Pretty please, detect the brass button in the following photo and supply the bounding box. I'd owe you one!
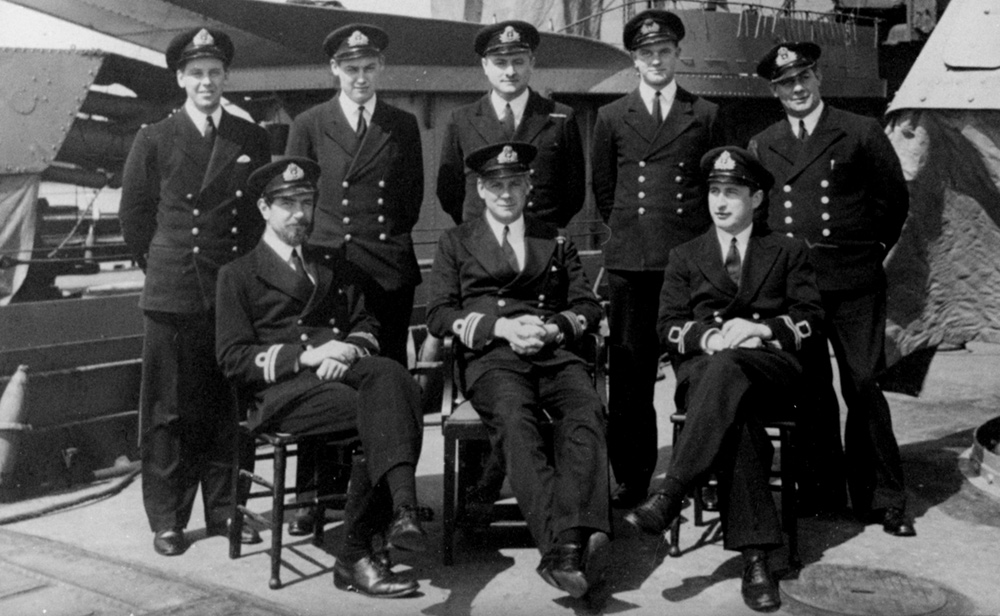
[538,294,546,301]
[638,191,645,199]
[638,207,646,215]
[821,212,830,221]
[675,176,682,183]
[192,246,200,254]
[638,161,646,168]
[784,201,792,209]
[378,180,385,188]
[821,180,830,188]
[342,199,349,206]
[191,227,199,235]
[236,190,243,197]
[344,234,352,242]
[377,198,384,205]
[822,228,831,237]
[332,327,341,335]
[498,299,506,307]
[231,227,238,234]
[379,233,387,241]
[676,193,683,199]
[343,216,351,224]
[378,215,385,223]
[297,319,303,325]
[192,209,200,217]
[231,208,238,216]
[786,232,794,238]
[783,185,792,193]
[638,175,646,183]
[300,333,308,341]
[676,208,683,214]
[342,181,349,188]
[329,318,336,325]
[784,216,793,224]
[821,196,830,204]
[231,246,238,252]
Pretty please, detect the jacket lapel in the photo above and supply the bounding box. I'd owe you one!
[254,242,313,305]
[732,233,779,306]
[174,108,207,167]
[347,100,392,180]
[693,231,738,296]
[519,219,556,282]
[646,89,696,156]
[302,249,332,314]
[622,89,657,145]
[202,111,242,191]
[514,90,552,145]
[469,93,508,144]
[460,217,519,284]
[773,106,847,183]
[322,99,360,158]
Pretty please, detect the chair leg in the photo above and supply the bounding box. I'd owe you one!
[443,433,457,566]
[229,432,249,560]
[668,516,682,557]
[269,443,287,590]
[781,428,800,569]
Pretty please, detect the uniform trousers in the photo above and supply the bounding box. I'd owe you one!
[811,282,906,513]
[607,269,664,492]
[669,348,801,551]
[367,285,416,367]
[140,311,236,533]
[469,362,609,553]
[255,356,423,554]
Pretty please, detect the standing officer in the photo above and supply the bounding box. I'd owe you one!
[286,23,423,367]
[748,42,914,535]
[591,10,722,507]
[119,28,271,556]
[437,20,586,228]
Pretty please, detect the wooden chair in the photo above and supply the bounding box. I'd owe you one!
[228,420,359,589]
[667,412,800,568]
[439,333,606,565]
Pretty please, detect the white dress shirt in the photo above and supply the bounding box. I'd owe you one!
[490,88,529,129]
[263,229,314,285]
[184,99,223,137]
[339,92,377,132]
[639,79,677,119]
[485,213,526,271]
[786,100,825,139]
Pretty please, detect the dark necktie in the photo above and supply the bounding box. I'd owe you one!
[290,251,313,286]
[205,115,216,143]
[501,225,519,273]
[356,106,367,141]
[798,119,808,142]
[501,103,516,138]
[724,237,741,286]
[652,91,663,125]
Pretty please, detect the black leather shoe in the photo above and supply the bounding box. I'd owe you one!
[547,531,609,599]
[741,552,781,612]
[536,549,560,590]
[610,483,647,509]
[153,529,187,556]
[207,520,262,545]
[287,514,315,537]
[387,505,428,552]
[333,554,418,598]
[625,492,683,535]
[881,507,917,537]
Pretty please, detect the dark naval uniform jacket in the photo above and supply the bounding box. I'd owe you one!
[215,241,380,432]
[426,216,603,389]
[286,98,423,292]
[658,228,824,368]
[120,108,271,313]
[591,87,721,271]
[748,105,909,291]
[436,89,586,227]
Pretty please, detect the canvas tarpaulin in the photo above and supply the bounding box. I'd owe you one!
[885,110,1000,363]
[0,175,40,306]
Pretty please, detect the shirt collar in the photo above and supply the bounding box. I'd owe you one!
[339,92,377,124]
[490,88,530,123]
[184,100,223,136]
[787,100,824,137]
[484,211,525,245]
[715,223,753,259]
[262,226,301,264]
[638,79,677,116]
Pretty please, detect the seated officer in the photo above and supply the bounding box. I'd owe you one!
[215,158,426,599]
[625,148,824,612]
[426,142,610,598]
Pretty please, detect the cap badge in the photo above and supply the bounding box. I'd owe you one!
[497,145,518,164]
[499,26,521,44]
[347,30,369,47]
[640,19,661,35]
[283,163,305,182]
[776,47,798,67]
[714,151,736,171]
[193,28,215,47]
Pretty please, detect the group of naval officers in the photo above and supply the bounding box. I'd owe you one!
[118,7,913,612]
